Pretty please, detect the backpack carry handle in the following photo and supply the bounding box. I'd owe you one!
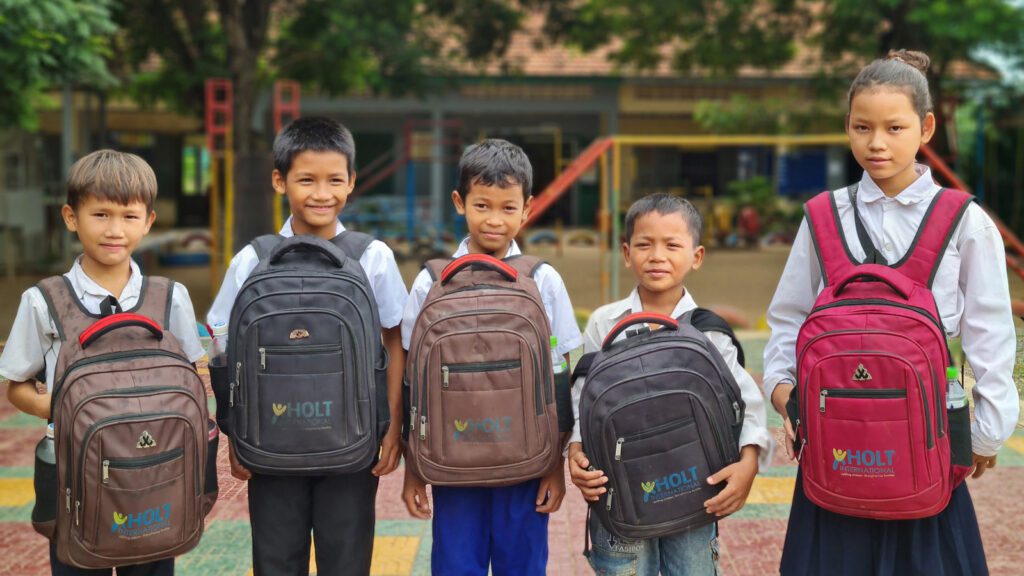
[833,264,913,300]
[602,313,678,350]
[268,235,345,267]
[441,254,518,285]
[79,313,163,349]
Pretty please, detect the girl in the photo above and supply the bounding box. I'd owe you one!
[763,50,1019,575]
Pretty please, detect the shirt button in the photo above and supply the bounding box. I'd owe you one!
[884,243,894,252]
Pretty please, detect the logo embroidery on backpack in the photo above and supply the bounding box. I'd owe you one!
[136,431,156,449]
[269,400,333,428]
[289,329,310,340]
[452,416,513,442]
[641,466,701,503]
[111,504,171,537]
[852,364,872,381]
[832,447,896,476]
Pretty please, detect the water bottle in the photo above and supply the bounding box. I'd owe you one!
[208,322,229,363]
[32,423,57,528]
[550,335,567,376]
[947,366,967,410]
[208,322,232,429]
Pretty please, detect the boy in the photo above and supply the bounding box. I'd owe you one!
[1,150,207,576]
[567,193,769,574]
[206,116,407,575]
[400,139,582,575]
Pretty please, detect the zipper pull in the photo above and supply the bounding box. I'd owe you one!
[410,407,418,435]
[819,390,827,413]
[733,401,741,423]
[229,382,235,407]
[797,438,807,462]
[65,488,71,513]
[259,348,266,370]
[102,460,109,484]
[75,501,80,526]
[606,487,615,511]
[441,366,450,388]
[614,438,624,461]
[419,415,427,440]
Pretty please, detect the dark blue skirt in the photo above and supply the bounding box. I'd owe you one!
[780,472,988,576]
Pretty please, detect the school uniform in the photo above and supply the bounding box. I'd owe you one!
[0,256,206,576]
[401,237,583,576]
[764,165,1019,575]
[207,217,408,576]
[570,288,771,575]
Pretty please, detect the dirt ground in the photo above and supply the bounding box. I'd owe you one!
[2,242,1022,332]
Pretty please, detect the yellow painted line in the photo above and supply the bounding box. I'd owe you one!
[197,368,210,375]
[746,476,796,505]
[1004,436,1024,455]
[0,478,36,507]
[370,536,420,575]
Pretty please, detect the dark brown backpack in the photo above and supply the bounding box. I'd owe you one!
[33,276,216,568]
[405,254,561,486]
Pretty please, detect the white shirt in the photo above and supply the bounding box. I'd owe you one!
[764,165,1019,456]
[0,257,206,390]
[401,237,583,355]
[569,288,771,456]
[207,217,408,329]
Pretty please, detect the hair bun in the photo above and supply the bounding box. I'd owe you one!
[886,50,930,74]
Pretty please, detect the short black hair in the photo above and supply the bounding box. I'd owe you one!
[624,193,703,246]
[273,117,356,177]
[456,139,532,201]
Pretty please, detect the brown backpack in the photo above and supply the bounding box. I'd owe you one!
[33,276,216,568]
[405,254,560,486]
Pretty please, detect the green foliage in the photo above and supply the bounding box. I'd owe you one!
[726,176,775,215]
[694,93,839,135]
[0,0,116,129]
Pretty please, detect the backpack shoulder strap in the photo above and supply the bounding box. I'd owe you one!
[571,351,597,383]
[422,258,451,283]
[250,234,284,263]
[893,189,974,288]
[680,308,745,368]
[35,276,75,341]
[847,183,888,265]
[134,276,173,329]
[804,189,858,287]
[332,230,375,261]
[503,255,546,279]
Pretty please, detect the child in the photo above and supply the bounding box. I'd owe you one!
[763,50,1019,575]
[567,193,769,574]
[206,117,408,574]
[1,150,206,576]
[400,139,582,575]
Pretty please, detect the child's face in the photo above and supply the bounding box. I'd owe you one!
[847,88,935,196]
[273,150,354,238]
[623,211,704,297]
[62,195,155,270]
[452,180,531,256]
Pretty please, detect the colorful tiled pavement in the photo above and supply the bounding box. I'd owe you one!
[2,351,1023,575]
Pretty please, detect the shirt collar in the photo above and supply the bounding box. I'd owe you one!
[68,255,143,301]
[857,164,935,206]
[279,216,346,238]
[607,287,698,323]
[452,237,521,259]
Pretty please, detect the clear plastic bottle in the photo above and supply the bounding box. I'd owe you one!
[551,335,567,376]
[947,366,967,410]
[208,322,229,363]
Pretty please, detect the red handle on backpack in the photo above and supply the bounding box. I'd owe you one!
[602,313,678,350]
[79,313,164,349]
[833,264,914,300]
[440,254,518,285]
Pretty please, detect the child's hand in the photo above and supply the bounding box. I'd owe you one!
[536,458,566,513]
[970,453,998,479]
[372,423,401,477]
[227,442,251,481]
[771,383,797,460]
[568,442,608,502]
[704,445,759,517]
[6,381,50,420]
[402,465,431,519]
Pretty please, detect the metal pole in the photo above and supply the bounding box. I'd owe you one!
[431,107,445,235]
[611,141,622,300]
[599,150,610,304]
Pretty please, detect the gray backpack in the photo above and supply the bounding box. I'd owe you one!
[574,310,744,540]
[222,233,389,475]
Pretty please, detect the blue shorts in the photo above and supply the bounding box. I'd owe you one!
[432,479,549,576]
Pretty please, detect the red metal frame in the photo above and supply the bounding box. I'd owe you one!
[205,79,233,152]
[273,80,301,134]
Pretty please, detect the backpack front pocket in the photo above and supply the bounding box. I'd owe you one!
[440,387,530,468]
[256,372,350,453]
[91,448,188,557]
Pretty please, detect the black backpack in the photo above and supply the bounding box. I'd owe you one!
[574,309,745,540]
[220,233,389,475]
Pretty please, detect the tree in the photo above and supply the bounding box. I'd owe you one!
[0,0,116,130]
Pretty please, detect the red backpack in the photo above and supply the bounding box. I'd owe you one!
[795,186,974,520]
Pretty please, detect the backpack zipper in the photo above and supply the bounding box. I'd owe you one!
[51,349,192,414]
[615,417,694,460]
[820,388,905,413]
[606,487,615,511]
[102,447,184,484]
[258,343,344,372]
